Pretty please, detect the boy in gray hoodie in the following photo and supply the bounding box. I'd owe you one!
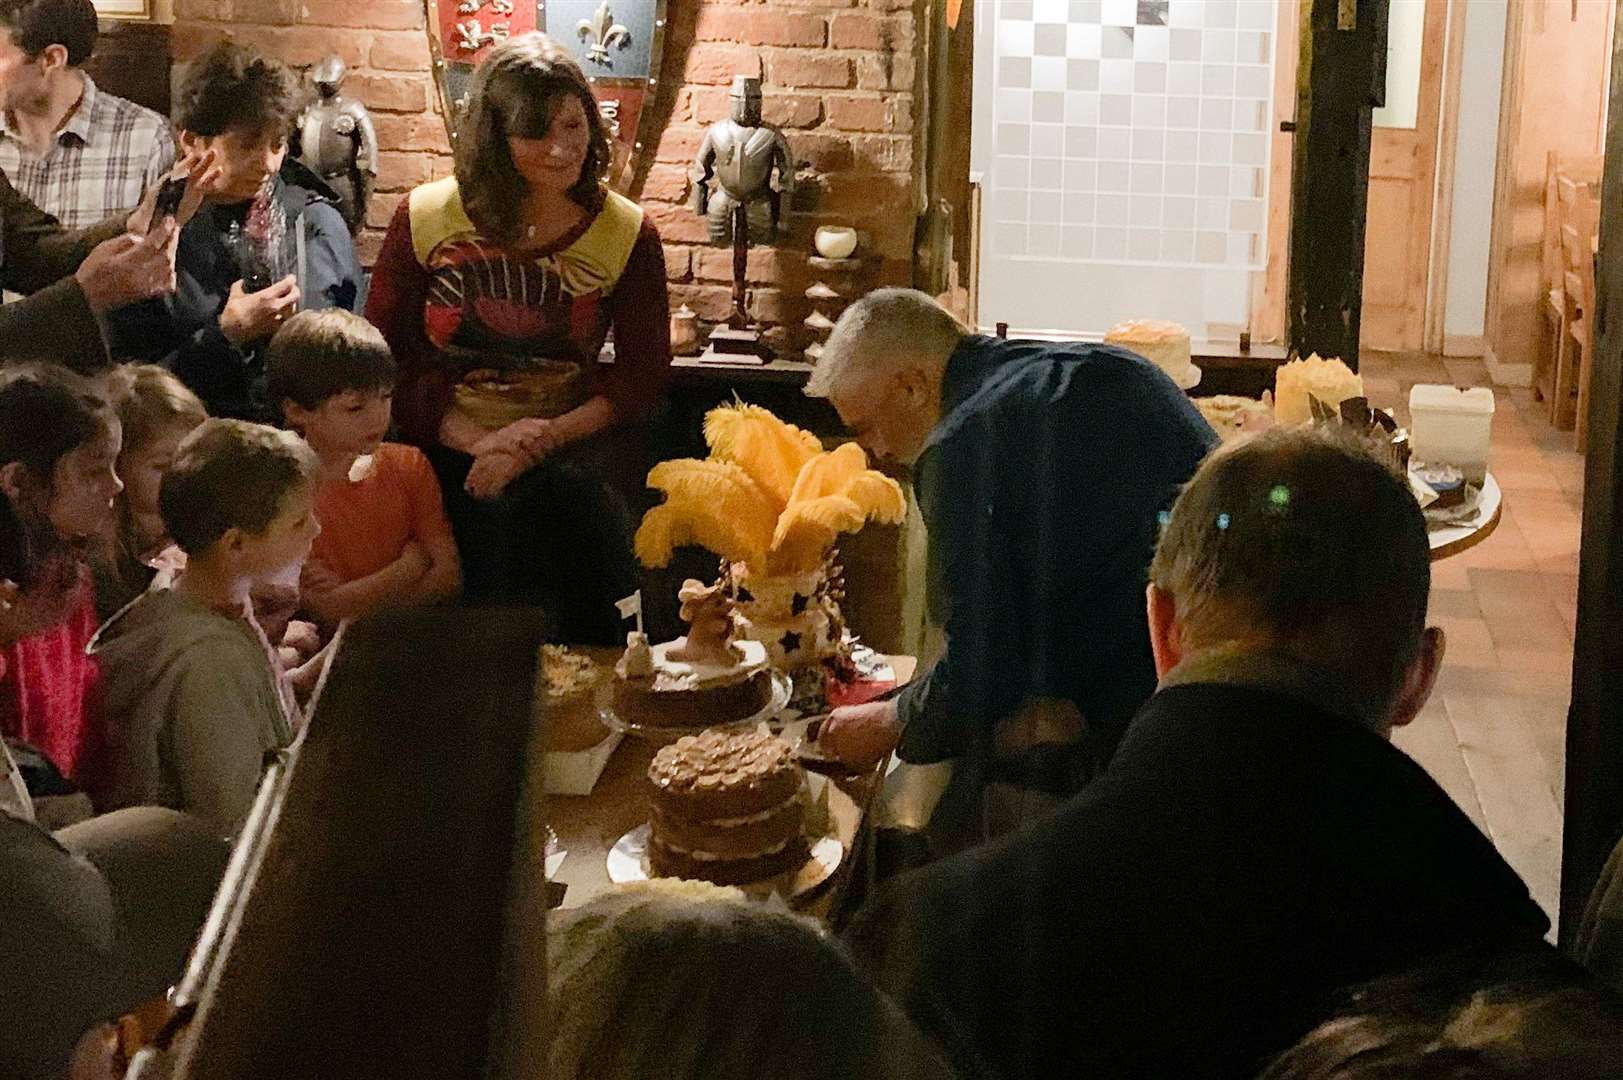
[94,418,319,833]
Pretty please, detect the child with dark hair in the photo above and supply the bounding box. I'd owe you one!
[266,308,461,624]
[106,40,361,421]
[92,418,319,832]
[0,363,121,795]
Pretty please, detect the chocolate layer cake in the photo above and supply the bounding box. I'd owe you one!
[614,638,775,729]
[646,729,808,885]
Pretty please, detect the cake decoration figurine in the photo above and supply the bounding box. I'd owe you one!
[618,630,655,679]
[668,580,741,666]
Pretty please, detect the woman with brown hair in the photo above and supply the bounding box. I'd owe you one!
[365,33,671,643]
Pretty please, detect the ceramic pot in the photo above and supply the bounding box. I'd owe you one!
[814,225,859,260]
[669,304,701,356]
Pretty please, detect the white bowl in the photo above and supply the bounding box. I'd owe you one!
[814,225,858,260]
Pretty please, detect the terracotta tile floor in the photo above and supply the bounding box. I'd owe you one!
[1369,351,1578,933]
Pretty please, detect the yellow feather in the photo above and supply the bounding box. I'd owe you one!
[637,459,778,569]
[767,516,839,576]
[840,472,907,523]
[785,442,868,507]
[703,403,821,508]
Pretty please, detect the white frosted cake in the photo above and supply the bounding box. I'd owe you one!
[730,566,838,670]
[1105,319,1201,390]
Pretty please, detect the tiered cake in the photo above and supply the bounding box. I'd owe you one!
[646,729,808,885]
[730,565,838,670]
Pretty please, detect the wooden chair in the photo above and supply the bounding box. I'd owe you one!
[1551,174,1600,430]
[1537,153,1603,412]
[1566,192,1601,451]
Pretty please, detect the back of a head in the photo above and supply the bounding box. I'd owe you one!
[265,309,397,416]
[1149,426,1429,715]
[160,418,317,557]
[548,881,956,1080]
[0,0,98,67]
[174,39,300,137]
[1259,949,1623,1080]
[806,287,967,401]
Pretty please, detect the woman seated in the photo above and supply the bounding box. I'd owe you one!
[547,880,957,1080]
[365,32,671,645]
[107,41,362,422]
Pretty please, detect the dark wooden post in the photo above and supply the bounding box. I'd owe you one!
[1286,0,1390,370]
[1560,2,1623,946]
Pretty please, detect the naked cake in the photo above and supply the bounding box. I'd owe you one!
[646,729,808,885]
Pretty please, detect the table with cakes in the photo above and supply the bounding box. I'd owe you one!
[536,403,914,917]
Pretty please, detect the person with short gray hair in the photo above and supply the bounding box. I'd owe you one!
[846,426,1548,1080]
[810,288,1216,841]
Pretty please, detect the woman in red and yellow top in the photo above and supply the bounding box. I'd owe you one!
[365,33,671,643]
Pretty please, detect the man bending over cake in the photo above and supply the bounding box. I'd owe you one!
[808,289,1216,846]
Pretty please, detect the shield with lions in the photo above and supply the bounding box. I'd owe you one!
[424,0,668,191]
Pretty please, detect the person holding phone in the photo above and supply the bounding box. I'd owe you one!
[105,42,360,422]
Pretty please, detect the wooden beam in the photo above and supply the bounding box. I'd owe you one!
[1560,0,1623,944]
[1287,0,1390,369]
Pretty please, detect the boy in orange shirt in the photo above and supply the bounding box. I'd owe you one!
[265,309,461,624]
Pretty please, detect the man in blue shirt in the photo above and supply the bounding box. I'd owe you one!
[809,289,1216,838]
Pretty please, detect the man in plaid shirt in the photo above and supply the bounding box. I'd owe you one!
[0,0,174,229]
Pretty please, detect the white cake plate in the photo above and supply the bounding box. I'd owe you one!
[607,823,844,903]
[600,670,793,746]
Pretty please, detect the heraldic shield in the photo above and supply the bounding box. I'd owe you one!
[424,0,668,191]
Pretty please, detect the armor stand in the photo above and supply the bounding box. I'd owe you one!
[700,203,774,364]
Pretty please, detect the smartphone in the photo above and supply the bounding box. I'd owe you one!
[149,176,187,233]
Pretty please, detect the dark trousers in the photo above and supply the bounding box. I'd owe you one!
[426,428,646,645]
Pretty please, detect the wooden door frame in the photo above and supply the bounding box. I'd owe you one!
[1424,0,1472,354]
[1483,0,1530,382]
[1260,0,1465,352]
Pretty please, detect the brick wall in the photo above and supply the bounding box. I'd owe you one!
[172,0,923,350]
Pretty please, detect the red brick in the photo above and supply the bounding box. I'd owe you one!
[749,288,793,323]
[762,94,824,128]
[686,86,732,124]
[365,191,404,231]
[856,53,917,92]
[773,0,857,7]
[789,131,856,172]
[664,245,694,282]
[825,94,888,132]
[230,25,369,68]
[863,0,915,11]
[654,125,707,164]
[645,202,715,245]
[765,51,852,89]
[348,73,433,113]
[810,173,913,216]
[375,150,436,192]
[370,31,432,72]
[670,283,735,322]
[371,112,453,155]
[172,0,233,20]
[170,22,227,61]
[850,133,913,172]
[300,0,423,29]
[696,246,802,285]
[355,228,385,266]
[829,12,886,49]
[683,42,762,85]
[696,9,827,48]
[641,162,692,203]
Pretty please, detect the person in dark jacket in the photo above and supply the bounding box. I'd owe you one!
[107,41,360,420]
[808,288,1217,839]
[844,426,1551,1080]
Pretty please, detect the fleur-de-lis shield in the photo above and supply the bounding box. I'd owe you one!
[424,0,668,192]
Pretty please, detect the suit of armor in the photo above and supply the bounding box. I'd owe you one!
[687,76,795,246]
[292,57,379,235]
